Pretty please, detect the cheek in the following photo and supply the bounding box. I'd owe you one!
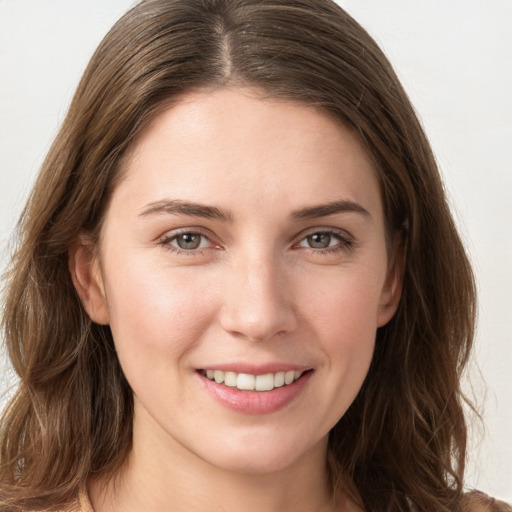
[321,292,377,383]
[301,265,385,339]
[103,255,217,370]
[299,267,383,393]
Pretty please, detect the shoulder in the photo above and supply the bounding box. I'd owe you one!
[16,487,93,512]
[462,491,512,512]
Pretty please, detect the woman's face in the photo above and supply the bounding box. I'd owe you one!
[75,88,401,475]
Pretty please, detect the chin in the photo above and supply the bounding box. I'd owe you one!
[197,432,326,476]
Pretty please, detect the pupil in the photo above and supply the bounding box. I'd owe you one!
[178,233,200,250]
[308,233,330,249]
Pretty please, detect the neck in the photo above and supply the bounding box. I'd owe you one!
[89,407,342,512]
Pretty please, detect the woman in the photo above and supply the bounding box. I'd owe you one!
[0,0,509,510]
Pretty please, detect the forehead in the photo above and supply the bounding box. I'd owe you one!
[115,87,382,219]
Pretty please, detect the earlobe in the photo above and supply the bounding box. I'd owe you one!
[69,237,110,325]
[377,236,405,327]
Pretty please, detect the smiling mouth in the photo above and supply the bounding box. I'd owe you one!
[200,369,309,392]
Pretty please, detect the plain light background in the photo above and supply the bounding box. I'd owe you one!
[1,0,511,501]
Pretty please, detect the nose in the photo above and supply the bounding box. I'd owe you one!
[219,251,298,342]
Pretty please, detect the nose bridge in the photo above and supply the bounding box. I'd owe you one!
[220,246,297,342]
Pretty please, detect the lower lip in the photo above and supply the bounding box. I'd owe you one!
[198,371,312,414]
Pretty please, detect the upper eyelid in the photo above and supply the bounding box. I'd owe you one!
[158,229,217,253]
[159,227,215,242]
[159,231,216,256]
[294,226,353,242]
[157,226,354,248]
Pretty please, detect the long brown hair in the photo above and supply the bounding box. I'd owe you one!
[1,1,476,510]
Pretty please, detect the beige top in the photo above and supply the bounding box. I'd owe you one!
[77,487,94,512]
[50,487,93,512]
[48,488,512,512]
[463,492,512,512]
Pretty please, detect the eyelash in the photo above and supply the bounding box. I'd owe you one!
[159,229,216,256]
[294,230,354,255]
[158,228,354,256]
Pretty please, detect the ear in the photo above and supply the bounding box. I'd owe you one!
[69,236,110,325]
[377,235,405,327]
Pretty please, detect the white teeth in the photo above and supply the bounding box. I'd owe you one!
[255,373,274,391]
[284,370,295,385]
[237,373,255,390]
[274,371,285,388]
[224,371,237,387]
[204,369,306,391]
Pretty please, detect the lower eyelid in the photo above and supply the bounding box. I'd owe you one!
[159,229,353,254]
[159,231,212,251]
[297,231,352,248]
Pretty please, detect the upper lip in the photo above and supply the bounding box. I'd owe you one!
[198,363,312,375]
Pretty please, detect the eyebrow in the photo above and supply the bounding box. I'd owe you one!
[291,199,371,221]
[139,198,370,222]
[139,199,233,221]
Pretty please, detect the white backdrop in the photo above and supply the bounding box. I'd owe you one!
[0,0,511,501]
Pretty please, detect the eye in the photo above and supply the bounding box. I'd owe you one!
[298,231,345,250]
[162,231,213,252]
[174,233,204,250]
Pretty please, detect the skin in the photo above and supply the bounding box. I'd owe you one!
[71,88,402,512]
